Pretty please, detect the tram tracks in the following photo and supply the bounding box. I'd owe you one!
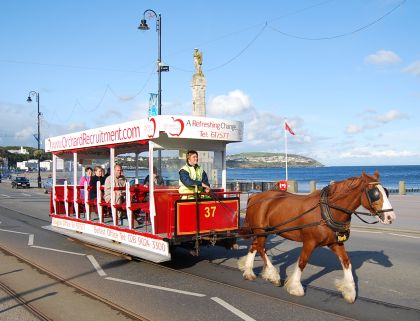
[0,245,149,321]
[0,279,51,321]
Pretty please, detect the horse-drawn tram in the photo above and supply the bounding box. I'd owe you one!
[45,115,243,263]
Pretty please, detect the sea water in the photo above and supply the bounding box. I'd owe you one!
[126,165,420,192]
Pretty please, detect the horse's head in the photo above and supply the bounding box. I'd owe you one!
[360,171,396,224]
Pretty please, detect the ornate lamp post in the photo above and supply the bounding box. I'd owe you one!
[138,9,162,115]
[26,91,42,188]
[139,9,169,174]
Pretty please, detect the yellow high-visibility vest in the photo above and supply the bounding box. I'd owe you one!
[178,164,204,196]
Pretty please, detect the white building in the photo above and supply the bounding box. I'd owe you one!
[16,159,52,171]
[8,146,29,155]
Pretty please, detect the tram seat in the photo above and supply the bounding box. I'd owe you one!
[65,185,75,215]
[53,186,66,215]
[129,184,150,213]
[75,185,86,214]
[97,186,111,218]
[85,186,98,213]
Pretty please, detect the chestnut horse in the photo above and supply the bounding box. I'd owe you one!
[238,171,396,303]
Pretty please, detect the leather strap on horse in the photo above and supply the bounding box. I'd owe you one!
[319,186,351,233]
[320,187,380,225]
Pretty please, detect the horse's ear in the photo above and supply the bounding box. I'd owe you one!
[373,170,380,180]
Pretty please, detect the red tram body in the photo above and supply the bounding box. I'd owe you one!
[46,115,243,262]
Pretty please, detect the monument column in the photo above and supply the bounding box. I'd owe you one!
[191,48,207,116]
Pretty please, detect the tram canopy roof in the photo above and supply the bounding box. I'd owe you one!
[45,115,243,156]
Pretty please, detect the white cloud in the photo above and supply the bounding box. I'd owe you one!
[14,127,34,140]
[339,148,417,159]
[375,109,406,123]
[365,50,401,65]
[208,90,252,116]
[346,124,363,134]
[403,61,420,76]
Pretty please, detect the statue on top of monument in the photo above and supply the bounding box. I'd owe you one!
[193,48,204,76]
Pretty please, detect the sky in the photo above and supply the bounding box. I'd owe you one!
[1,0,419,166]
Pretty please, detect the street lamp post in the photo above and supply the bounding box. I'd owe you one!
[26,91,42,188]
[139,9,164,174]
[138,9,162,115]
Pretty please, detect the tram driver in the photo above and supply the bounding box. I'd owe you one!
[179,150,211,199]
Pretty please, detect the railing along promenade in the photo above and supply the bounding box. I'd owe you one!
[224,180,419,195]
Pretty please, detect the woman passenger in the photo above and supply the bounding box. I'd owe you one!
[89,166,106,201]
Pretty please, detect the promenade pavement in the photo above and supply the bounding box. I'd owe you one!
[240,192,420,233]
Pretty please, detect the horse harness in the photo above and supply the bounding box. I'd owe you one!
[206,182,393,243]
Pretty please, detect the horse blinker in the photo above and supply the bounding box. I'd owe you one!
[367,187,381,203]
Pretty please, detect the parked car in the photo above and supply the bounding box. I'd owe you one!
[11,176,30,189]
[43,178,67,194]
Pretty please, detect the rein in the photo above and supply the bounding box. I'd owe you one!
[206,183,387,240]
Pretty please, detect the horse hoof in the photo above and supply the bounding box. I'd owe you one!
[243,272,256,281]
[335,279,356,303]
[343,293,356,304]
[272,280,281,287]
[261,267,280,286]
[285,280,305,296]
[287,286,305,297]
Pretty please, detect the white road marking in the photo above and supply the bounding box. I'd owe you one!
[28,234,34,246]
[21,193,31,197]
[0,228,29,235]
[105,277,206,297]
[352,229,382,234]
[388,233,420,239]
[0,194,11,198]
[30,245,86,256]
[211,297,256,321]
[87,255,107,276]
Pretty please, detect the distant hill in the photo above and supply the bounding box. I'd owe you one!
[226,152,323,168]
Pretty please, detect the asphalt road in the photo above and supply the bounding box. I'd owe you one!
[0,182,419,321]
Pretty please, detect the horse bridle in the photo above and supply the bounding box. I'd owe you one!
[321,182,394,225]
[364,182,394,221]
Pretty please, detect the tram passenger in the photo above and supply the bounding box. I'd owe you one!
[79,167,93,186]
[79,166,92,199]
[179,150,210,199]
[104,164,127,221]
[143,167,164,187]
[89,166,106,201]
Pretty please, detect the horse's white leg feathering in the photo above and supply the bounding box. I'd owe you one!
[261,253,280,286]
[238,251,257,280]
[284,261,304,296]
[335,264,356,303]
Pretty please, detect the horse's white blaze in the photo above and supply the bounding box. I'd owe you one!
[284,260,304,296]
[239,251,257,280]
[378,185,396,224]
[335,263,356,303]
[261,253,280,285]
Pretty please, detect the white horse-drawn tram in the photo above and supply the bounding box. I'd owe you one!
[45,115,243,263]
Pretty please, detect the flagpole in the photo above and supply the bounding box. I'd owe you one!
[284,120,288,181]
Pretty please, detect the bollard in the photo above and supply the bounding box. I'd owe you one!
[399,180,406,195]
[235,181,240,192]
[309,180,317,193]
[287,180,298,193]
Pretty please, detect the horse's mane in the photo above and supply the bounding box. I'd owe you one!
[328,173,377,202]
